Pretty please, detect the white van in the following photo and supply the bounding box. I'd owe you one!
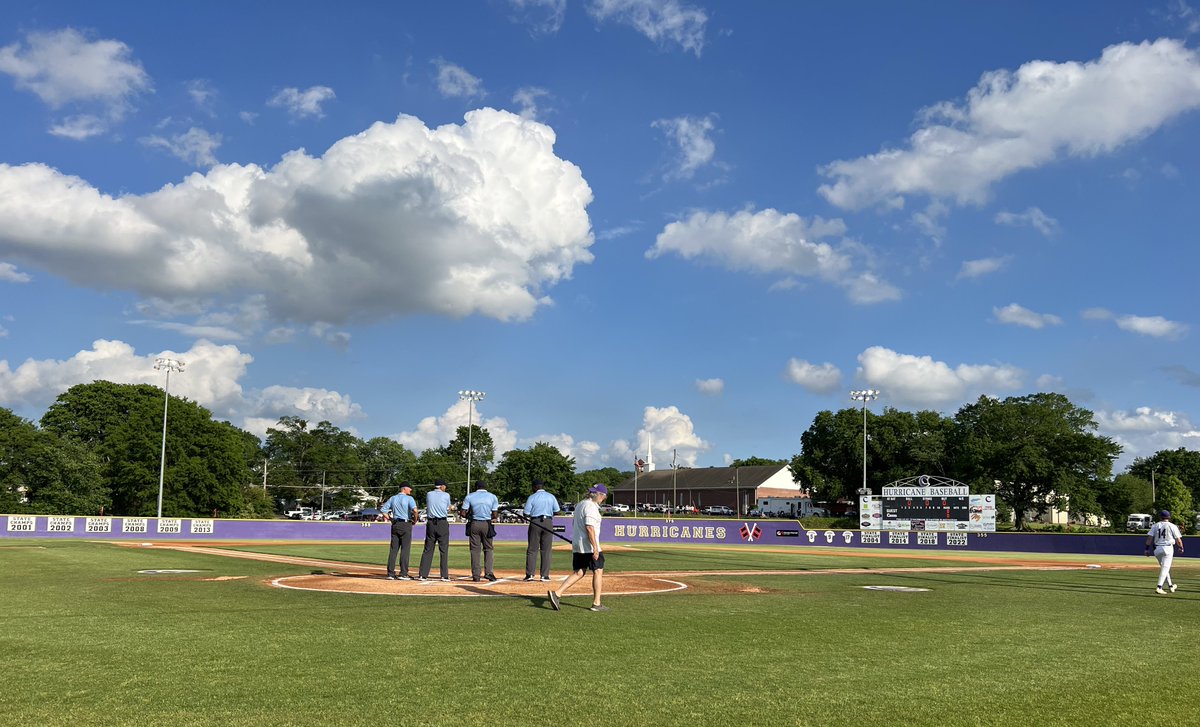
[1125,513,1152,532]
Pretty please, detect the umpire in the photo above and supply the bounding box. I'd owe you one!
[381,482,418,580]
[522,478,560,582]
[418,479,452,581]
[460,480,499,582]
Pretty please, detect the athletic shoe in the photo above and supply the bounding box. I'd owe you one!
[386,574,397,580]
[540,576,552,582]
[440,577,452,582]
[417,576,428,581]
[1170,583,1178,593]
[1156,587,1167,594]
[589,604,610,612]
[521,576,535,582]
[471,577,481,582]
[548,590,560,610]
[398,575,411,581]
[485,574,498,582]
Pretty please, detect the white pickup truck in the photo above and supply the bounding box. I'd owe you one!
[285,507,314,520]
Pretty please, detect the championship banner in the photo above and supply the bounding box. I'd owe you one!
[7,515,36,532]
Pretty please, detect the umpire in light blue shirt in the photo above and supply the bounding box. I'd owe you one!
[381,482,418,580]
[522,479,560,582]
[418,479,452,581]
[460,481,499,582]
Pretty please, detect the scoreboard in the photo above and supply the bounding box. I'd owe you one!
[884,485,968,527]
[860,479,996,532]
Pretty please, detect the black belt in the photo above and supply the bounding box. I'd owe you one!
[428,517,447,521]
[530,516,550,520]
[391,519,410,523]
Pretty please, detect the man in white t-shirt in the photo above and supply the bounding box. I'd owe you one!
[1145,510,1184,595]
[548,483,608,612]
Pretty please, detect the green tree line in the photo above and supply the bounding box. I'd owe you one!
[2,384,1196,528]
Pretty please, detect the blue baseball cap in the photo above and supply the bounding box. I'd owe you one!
[589,483,608,495]
[1159,510,1171,519]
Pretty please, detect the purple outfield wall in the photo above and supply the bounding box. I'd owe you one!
[1,513,1193,557]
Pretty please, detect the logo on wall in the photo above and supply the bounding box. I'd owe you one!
[739,522,761,541]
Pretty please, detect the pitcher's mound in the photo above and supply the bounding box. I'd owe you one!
[271,571,687,598]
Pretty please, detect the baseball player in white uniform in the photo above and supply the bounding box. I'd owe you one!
[1144,510,1184,594]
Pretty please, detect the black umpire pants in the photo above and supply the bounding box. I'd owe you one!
[387,520,413,577]
[418,518,450,579]
[467,520,494,579]
[525,516,553,578]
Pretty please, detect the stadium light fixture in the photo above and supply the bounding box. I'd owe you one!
[155,357,186,518]
[458,390,486,500]
[849,389,880,496]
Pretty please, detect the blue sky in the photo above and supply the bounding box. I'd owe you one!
[1,0,1199,472]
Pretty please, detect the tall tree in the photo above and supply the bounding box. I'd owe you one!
[1,407,109,515]
[789,409,866,501]
[1129,448,1200,503]
[40,382,257,517]
[443,424,495,481]
[1153,474,1194,532]
[952,394,1120,529]
[489,442,577,503]
[264,417,364,511]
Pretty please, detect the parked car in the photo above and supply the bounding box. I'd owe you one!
[701,506,734,516]
[612,503,630,513]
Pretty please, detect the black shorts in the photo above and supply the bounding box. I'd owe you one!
[572,552,605,572]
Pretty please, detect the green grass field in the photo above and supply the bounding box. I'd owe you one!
[1,539,1197,726]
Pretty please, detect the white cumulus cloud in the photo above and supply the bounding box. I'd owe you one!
[609,405,711,468]
[694,377,724,395]
[784,359,842,394]
[48,114,107,140]
[586,0,708,56]
[856,346,1023,408]
[1095,406,1199,465]
[819,39,1200,209]
[393,398,518,456]
[0,28,150,112]
[434,60,485,99]
[0,338,361,435]
[993,303,1063,329]
[1115,314,1188,339]
[647,207,899,304]
[652,114,717,180]
[268,85,335,119]
[0,109,595,325]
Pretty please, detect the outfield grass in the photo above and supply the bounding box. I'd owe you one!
[1,540,1196,726]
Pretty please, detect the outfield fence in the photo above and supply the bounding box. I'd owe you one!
[1,513,1192,557]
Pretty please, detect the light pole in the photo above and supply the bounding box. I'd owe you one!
[849,389,880,496]
[155,357,186,518]
[458,390,486,501]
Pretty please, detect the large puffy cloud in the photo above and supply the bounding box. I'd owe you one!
[394,399,519,456]
[857,346,1023,408]
[586,0,708,56]
[0,109,595,325]
[0,338,361,435]
[647,207,899,304]
[1095,406,1199,464]
[820,39,1200,209]
[609,405,711,468]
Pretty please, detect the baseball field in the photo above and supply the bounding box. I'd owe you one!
[1,539,1196,726]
